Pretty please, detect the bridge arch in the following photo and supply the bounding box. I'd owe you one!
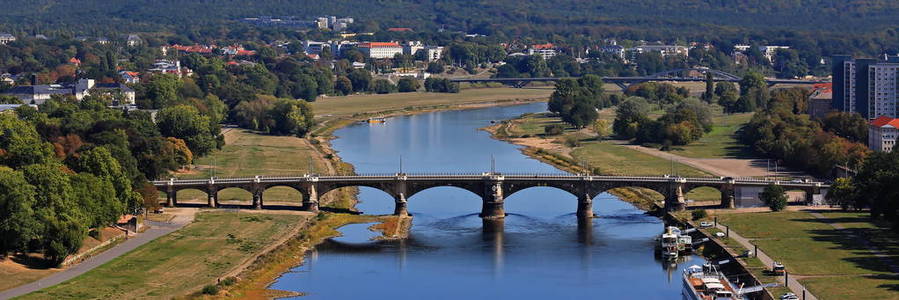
[261,184,304,208]
[216,187,254,206]
[405,181,485,200]
[173,188,209,205]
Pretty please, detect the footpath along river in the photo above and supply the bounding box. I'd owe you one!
[270,102,705,299]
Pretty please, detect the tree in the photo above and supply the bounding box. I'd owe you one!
[347,69,372,92]
[760,184,788,211]
[166,137,193,167]
[156,105,219,156]
[70,146,138,211]
[613,96,651,139]
[426,62,445,74]
[821,112,867,143]
[825,177,855,210]
[335,76,353,95]
[371,79,397,94]
[140,74,181,109]
[397,78,420,92]
[0,114,54,168]
[701,72,715,103]
[0,95,22,104]
[0,168,38,255]
[593,119,611,139]
[267,99,315,137]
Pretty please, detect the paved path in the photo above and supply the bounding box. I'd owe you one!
[714,223,818,300]
[0,214,194,299]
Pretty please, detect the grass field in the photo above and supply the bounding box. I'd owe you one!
[19,211,308,300]
[174,129,330,206]
[570,140,709,177]
[717,210,899,299]
[670,112,754,159]
[312,87,552,119]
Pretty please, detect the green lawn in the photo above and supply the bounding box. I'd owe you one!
[175,129,329,205]
[18,212,308,300]
[571,140,709,177]
[670,112,754,158]
[717,210,899,299]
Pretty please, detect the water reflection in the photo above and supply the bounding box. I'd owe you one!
[270,103,706,299]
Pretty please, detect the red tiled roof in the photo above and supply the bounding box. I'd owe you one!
[359,42,401,48]
[387,27,413,32]
[812,82,832,93]
[531,43,555,50]
[69,57,81,65]
[871,116,899,128]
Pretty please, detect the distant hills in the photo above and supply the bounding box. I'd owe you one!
[1,0,897,36]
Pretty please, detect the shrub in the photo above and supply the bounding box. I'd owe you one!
[202,284,219,295]
[691,209,708,220]
[563,135,581,147]
[221,277,237,286]
[760,184,788,211]
[544,124,565,136]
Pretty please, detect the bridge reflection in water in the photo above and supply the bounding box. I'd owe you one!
[155,173,828,217]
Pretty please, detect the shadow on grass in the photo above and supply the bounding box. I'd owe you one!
[10,254,56,269]
[791,214,899,278]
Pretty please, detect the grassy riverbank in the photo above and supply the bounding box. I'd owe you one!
[715,210,899,299]
[18,211,310,299]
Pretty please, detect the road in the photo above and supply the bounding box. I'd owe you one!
[714,223,818,300]
[0,212,195,299]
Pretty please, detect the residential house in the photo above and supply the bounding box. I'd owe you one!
[869,116,899,152]
[0,104,37,113]
[148,60,190,78]
[0,33,15,44]
[527,43,557,60]
[2,79,95,104]
[629,45,689,58]
[92,83,136,105]
[807,83,833,120]
[598,45,625,60]
[118,71,140,84]
[97,37,110,45]
[127,34,142,47]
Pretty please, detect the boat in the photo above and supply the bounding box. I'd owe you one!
[659,226,693,258]
[366,117,387,124]
[682,264,740,300]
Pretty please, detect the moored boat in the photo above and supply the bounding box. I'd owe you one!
[682,264,740,300]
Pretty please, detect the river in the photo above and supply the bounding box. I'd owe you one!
[270,102,705,299]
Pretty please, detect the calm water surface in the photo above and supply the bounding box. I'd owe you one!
[270,102,704,299]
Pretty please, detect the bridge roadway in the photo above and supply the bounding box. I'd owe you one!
[154,173,828,218]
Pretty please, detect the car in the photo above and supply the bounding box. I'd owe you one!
[772,261,786,274]
[715,232,726,238]
[699,221,713,228]
[780,292,799,300]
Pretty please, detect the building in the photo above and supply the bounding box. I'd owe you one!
[126,34,142,47]
[403,41,423,56]
[92,83,136,105]
[358,42,403,59]
[832,55,899,119]
[2,79,135,105]
[421,46,444,61]
[629,45,689,58]
[808,83,833,119]
[388,27,413,32]
[303,40,330,54]
[118,71,140,84]
[869,116,899,152]
[148,60,190,78]
[0,33,15,44]
[598,45,625,60]
[760,46,790,62]
[0,104,37,113]
[527,43,557,60]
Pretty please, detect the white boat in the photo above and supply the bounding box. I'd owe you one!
[659,226,693,258]
[682,264,741,300]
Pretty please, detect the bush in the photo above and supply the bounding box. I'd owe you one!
[691,209,708,220]
[563,135,581,147]
[544,124,565,136]
[760,184,788,211]
[221,277,238,286]
[202,284,219,295]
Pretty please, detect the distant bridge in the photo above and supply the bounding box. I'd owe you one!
[153,173,828,217]
[450,68,828,89]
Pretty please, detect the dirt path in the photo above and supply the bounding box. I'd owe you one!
[714,223,818,300]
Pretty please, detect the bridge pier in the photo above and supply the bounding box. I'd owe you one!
[302,184,319,212]
[480,180,505,219]
[577,193,594,219]
[207,190,217,208]
[665,184,686,211]
[253,190,263,209]
[720,181,735,209]
[166,191,176,207]
[394,193,408,216]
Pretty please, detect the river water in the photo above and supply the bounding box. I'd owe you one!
[270,102,705,299]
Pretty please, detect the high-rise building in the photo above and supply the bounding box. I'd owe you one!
[832,55,899,119]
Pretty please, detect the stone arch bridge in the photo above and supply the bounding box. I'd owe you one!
[153,174,828,218]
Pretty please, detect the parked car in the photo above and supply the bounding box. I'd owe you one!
[714,232,726,238]
[772,262,786,275]
[780,292,799,300]
[699,221,713,228]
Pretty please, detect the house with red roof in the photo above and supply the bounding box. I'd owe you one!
[387,27,413,32]
[808,82,833,119]
[68,57,81,66]
[869,116,899,152]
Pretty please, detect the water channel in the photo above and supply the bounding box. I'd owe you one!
[270,102,705,299]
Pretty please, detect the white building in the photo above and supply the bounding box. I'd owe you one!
[527,48,557,60]
[358,42,404,59]
[303,40,330,54]
[598,45,626,60]
[126,34,142,47]
[833,56,899,119]
[629,45,690,57]
[869,116,898,152]
[403,41,424,56]
[760,46,790,62]
[0,33,15,44]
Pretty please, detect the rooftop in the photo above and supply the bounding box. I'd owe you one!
[871,116,899,128]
